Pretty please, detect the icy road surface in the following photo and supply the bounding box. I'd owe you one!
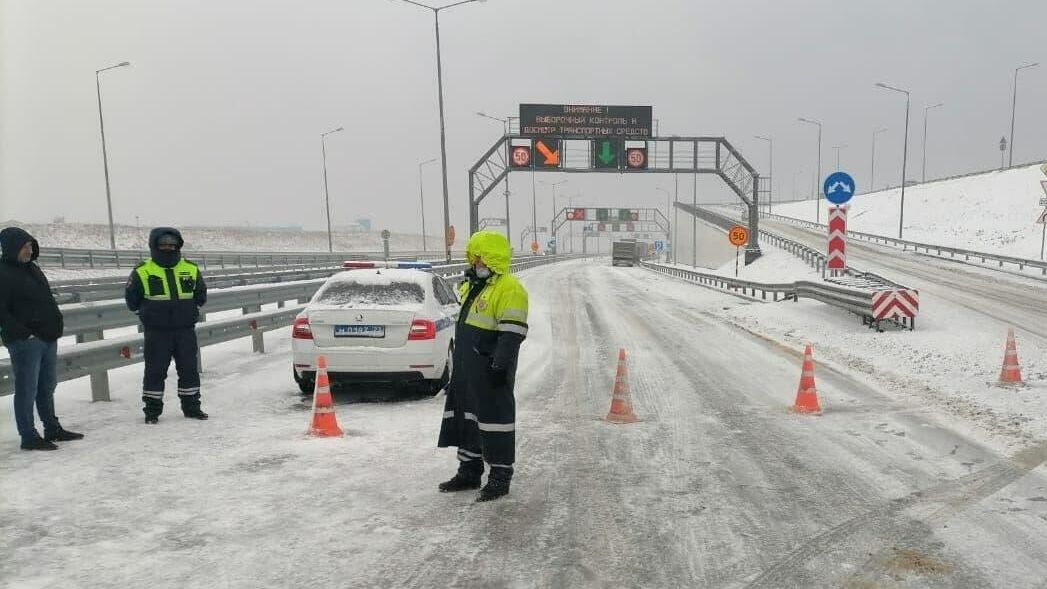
[2,260,1046,588]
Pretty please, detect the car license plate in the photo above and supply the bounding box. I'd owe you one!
[333,325,385,338]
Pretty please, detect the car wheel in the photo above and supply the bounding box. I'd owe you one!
[426,344,453,396]
[293,368,315,395]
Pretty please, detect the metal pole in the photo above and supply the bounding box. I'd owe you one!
[531,168,537,255]
[433,10,452,264]
[673,173,678,265]
[692,171,697,268]
[1009,63,1039,167]
[418,160,429,251]
[816,125,822,223]
[96,72,117,251]
[321,135,333,253]
[1041,222,1045,261]
[900,92,911,238]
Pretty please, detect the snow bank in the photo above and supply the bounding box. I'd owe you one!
[772,163,1047,259]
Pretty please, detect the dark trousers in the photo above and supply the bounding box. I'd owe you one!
[7,338,61,442]
[142,328,201,417]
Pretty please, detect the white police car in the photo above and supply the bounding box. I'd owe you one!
[291,261,460,395]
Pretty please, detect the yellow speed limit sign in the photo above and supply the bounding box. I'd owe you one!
[728,225,749,247]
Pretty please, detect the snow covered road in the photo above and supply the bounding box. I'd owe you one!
[2,260,1046,588]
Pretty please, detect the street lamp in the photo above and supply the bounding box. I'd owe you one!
[871,128,887,191]
[875,82,912,239]
[832,144,848,170]
[418,157,438,251]
[754,135,773,213]
[795,116,820,222]
[476,111,514,243]
[95,60,131,250]
[921,103,943,182]
[320,127,344,253]
[393,0,488,263]
[1008,62,1039,167]
[540,179,567,253]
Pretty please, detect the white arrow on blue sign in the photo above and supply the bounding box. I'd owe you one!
[654,240,664,251]
[823,171,856,205]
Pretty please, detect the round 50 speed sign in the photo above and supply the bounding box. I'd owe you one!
[728,225,749,247]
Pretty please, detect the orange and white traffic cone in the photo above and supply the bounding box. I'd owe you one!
[308,355,343,437]
[999,328,1025,386]
[605,348,638,424]
[793,344,822,414]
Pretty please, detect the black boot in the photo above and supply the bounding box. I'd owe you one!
[143,396,163,424]
[180,394,209,420]
[438,472,482,492]
[21,437,58,451]
[476,476,511,502]
[44,428,85,442]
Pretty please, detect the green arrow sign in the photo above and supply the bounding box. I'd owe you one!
[592,139,618,169]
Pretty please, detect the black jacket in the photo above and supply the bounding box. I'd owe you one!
[125,228,207,330]
[0,227,64,345]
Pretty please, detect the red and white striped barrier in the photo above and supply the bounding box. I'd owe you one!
[872,289,920,320]
[827,207,846,275]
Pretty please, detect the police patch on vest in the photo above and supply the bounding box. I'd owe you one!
[476,300,488,312]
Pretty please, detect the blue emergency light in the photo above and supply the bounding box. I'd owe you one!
[341,260,433,270]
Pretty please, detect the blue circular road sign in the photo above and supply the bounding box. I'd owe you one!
[823,171,856,205]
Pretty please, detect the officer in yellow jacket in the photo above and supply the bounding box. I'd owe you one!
[438,231,529,502]
[125,228,208,424]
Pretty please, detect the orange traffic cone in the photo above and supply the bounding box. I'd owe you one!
[793,344,822,414]
[605,348,638,424]
[308,355,343,437]
[999,328,1024,386]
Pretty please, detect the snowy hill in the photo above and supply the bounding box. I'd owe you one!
[771,162,1047,259]
[0,222,448,253]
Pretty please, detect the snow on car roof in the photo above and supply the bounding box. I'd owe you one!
[324,268,433,287]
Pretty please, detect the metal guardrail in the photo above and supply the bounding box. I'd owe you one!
[757,211,1047,276]
[642,262,897,328]
[0,254,583,398]
[36,247,459,269]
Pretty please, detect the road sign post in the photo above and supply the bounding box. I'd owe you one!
[728,225,749,277]
[823,172,855,276]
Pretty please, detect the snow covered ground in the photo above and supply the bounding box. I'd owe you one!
[2,259,1046,588]
[771,162,1047,259]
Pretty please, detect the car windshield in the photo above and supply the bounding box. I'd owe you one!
[315,279,424,307]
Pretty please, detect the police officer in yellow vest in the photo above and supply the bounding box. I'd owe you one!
[125,228,208,424]
[438,231,529,502]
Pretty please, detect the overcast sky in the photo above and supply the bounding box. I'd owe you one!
[2,0,1045,238]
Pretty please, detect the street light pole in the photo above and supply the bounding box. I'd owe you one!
[418,157,438,251]
[1009,62,1039,167]
[540,179,567,253]
[476,112,514,244]
[832,144,848,170]
[875,82,911,239]
[95,61,131,250]
[921,102,943,182]
[321,127,344,253]
[395,0,486,264]
[797,118,822,222]
[754,135,772,213]
[871,128,887,191]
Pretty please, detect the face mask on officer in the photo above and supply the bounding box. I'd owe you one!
[154,234,182,268]
[473,260,491,279]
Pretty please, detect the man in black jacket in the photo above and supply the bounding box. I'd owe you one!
[125,228,208,424]
[0,227,84,451]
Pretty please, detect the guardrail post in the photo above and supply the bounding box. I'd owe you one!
[60,251,66,268]
[77,330,111,402]
[88,250,95,269]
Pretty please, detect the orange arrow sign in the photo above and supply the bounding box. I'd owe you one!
[535,139,559,166]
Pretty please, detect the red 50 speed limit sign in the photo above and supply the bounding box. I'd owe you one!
[728,225,749,247]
